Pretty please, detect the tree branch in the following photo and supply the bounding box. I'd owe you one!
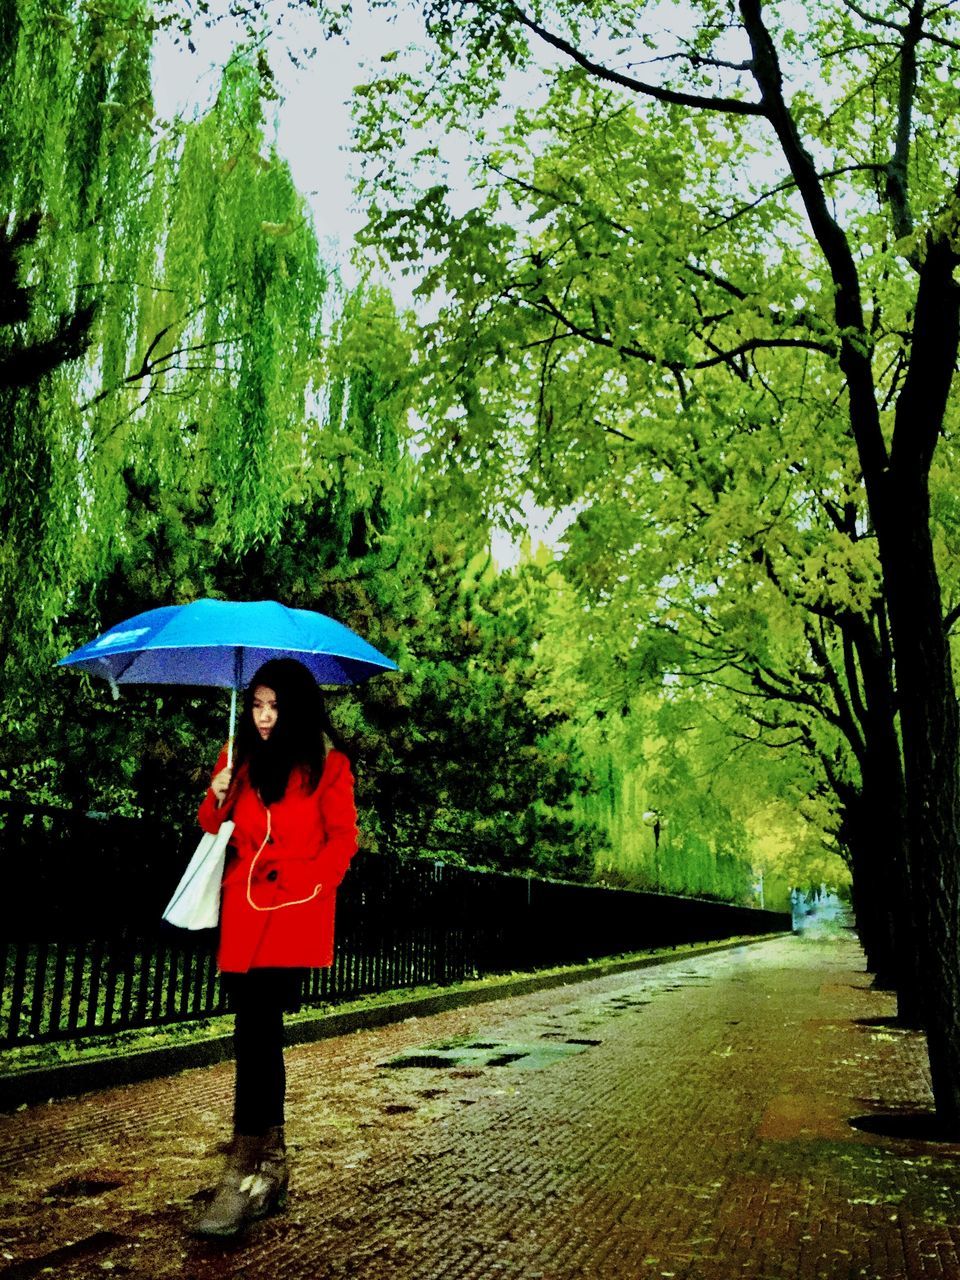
[525,290,666,366]
[805,620,868,765]
[841,623,870,734]
[921,28,960,51]
[839,0,905,31]
[684,261,749,301]
[693,335,837,372]
[505,3,766,116]
[703,164,885,233]
[739,0,888,486]
[80,334,240,413]
[885,0,925,247]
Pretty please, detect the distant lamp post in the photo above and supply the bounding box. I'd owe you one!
[642,809,663,850]
[642,809,664,888]
[753,868,765,910]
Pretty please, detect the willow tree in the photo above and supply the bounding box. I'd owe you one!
[2,0,334,647]
[122,59,328,551]
[0,0,155,673]
[61,282,414,821]
[349,0,960,1126]
[1,5,330,799]
[523,549,843,909]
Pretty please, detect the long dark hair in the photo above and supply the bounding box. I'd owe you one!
[232,659,346,806]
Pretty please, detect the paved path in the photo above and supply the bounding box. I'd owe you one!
[2,932,959,1280]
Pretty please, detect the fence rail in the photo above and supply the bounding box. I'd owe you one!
[0,801,789,1051]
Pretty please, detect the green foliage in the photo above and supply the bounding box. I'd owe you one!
[0,0,156,665]
[346,0,960,906]
[3,0,879,908]
[519,559,841,906]
[562,684,840,911]
[1,49,605,883]
[345,513,607,878]
[135,56,328,547]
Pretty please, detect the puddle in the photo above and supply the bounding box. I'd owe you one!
[382,1039,598,1072]
[44,1176,123,1199]
[384,1054,453,1070]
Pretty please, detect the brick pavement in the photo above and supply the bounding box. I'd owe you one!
[2,931,960,1280]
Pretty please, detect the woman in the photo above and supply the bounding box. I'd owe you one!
[193,658,358,1239]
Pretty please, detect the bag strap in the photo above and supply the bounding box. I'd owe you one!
[165,821,234,915]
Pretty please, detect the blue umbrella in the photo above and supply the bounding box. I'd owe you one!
[58,598,397,764]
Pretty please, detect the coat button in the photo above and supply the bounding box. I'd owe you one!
[266,870,278,882]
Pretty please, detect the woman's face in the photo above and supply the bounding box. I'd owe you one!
[252,685,279,741]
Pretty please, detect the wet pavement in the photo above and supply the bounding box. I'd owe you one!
[2,931,959,1279]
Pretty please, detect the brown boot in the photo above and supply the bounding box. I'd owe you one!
[192,1133,262,1240]
[245,1124,288,1221]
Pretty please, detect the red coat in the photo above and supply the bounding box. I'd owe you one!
[198,746,358,973]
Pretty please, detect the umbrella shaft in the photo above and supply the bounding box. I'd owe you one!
[228,687,237,769]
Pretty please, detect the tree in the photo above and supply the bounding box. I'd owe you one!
[0,4,339,807]
[0,0,155,668]
[0,214,96,391]
[524,555,841,910]
[351,0,960,1126]
[1,2,334,671]
[555,412,917,1005]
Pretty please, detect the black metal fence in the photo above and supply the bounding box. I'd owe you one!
[0,801,789,1051]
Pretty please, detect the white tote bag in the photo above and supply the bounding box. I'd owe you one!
[163,820,235,930]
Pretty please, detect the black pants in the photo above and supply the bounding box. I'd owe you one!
[223,969,304,1136]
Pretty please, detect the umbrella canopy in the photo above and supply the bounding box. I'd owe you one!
[58,599,398,765]
[58,598,397,689]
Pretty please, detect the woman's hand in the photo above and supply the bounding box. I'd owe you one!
[211,766,233,807]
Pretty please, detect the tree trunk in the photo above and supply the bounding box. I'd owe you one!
[739,4,960,1106]
[869,234,960,1131]
[852,621,924,1026]
[876,479,960,1129]
[843,807,897,982]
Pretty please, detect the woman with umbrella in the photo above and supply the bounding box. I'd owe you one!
[191,657,358,1239]
[59,599,395,1238]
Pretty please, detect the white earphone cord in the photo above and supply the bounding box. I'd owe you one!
[245,809,324,912]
